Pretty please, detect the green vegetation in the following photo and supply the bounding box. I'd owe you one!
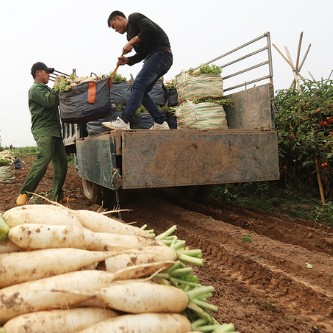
[13,146,38,155]
[209,182,333,227]
[7,146,74,165]
[274,79,333,196]
[188,64,222,75]
[208,79,333,227]
[0,158,11,167]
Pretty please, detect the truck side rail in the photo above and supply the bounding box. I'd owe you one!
[195,32,274,94]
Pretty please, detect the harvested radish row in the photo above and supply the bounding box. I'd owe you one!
[72,209,150,237]
[102,245,178,272]
[0,248,121,288]
[65,280,189,314]
[2,204,82,228]
[0,203,238,332]
[0,262,173,323]
[8,224,160,251]
[0,307,118,333]
[76,313,192,333]
[0,240,21,254]
[0,270,117,323]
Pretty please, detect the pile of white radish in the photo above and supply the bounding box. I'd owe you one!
[0,204,238,333]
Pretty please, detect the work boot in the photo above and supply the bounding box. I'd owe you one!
[101,117,130,130]
[150,121,170,130]
[16,193,29,206]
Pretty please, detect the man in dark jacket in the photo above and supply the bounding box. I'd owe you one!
[102,11,172,130]
[16,62,69,205]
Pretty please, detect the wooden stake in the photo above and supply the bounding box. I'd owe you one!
[314,159,326,206]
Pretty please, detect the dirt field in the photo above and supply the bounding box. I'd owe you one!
[1,155,333,333]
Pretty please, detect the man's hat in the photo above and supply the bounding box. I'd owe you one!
[31,62,55,76]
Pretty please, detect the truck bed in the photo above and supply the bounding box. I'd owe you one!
[76,128,279,189]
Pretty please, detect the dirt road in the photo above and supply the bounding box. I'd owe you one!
[1,154,332,333]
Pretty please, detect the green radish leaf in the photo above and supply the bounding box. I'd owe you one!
[305,262,313,269]
[0,215,9,243]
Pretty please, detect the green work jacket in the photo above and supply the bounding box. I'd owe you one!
[28,82,62,140]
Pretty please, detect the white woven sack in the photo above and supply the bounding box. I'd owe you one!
[0,165,15,183]
[175,101,228,130]
[175,71,223,104]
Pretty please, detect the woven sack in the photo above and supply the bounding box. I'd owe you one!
[175,71,223,104]
[175,100,228,130]
[0,165,15,183]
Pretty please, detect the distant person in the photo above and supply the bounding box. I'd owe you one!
[16,62,71,206]
[102,11,172,130]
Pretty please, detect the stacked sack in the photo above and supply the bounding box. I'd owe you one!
[174,65,228,130]
[87,75,172,134]
[0,151,15,184]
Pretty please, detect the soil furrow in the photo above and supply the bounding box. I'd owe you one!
[123,195,333,333]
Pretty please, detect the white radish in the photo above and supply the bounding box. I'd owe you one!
[8,224,160,251]
[0,248,119,288]
[0,240,22,254]
[1,307,118,333]
[72,209,150,237]
[0,263,173,323]
[2,204,81,228]
[102,246,178,273]
[76,313,192,333]
[70,280,189,314]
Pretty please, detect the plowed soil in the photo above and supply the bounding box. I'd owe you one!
[1,154,333,333]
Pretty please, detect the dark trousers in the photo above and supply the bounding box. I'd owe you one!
[121,50,173,124]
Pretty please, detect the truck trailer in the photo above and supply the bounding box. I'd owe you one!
[62,32,279,204]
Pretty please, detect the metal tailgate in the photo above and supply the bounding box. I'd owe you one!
[121,129,279,189]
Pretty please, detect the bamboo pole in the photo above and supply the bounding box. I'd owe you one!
[314,159,326,206]
[308,71,316,82]
[273,43,304,91]
[290,43,311,87]
[284,46,302,92]
[295,32,303,71]
[328,69,333,80]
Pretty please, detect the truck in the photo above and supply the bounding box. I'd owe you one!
[62,32,279,205]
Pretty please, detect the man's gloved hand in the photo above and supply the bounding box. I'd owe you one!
[52,76,62,89]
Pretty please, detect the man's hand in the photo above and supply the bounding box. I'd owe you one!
[122,36,140,55]
[117,56,129,66]
[122,42,133,55]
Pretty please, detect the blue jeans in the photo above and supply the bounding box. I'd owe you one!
[121,50,173,124]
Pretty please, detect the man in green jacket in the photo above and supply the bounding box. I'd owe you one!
[16,62,69,205]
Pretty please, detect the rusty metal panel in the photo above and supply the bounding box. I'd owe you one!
[121,129,279,189]
[76,134,117,187]
[224,84,274,130]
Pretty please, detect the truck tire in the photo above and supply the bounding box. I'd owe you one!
[81,178,102,204]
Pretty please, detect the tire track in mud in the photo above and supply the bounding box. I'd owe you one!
[123,194,333,333]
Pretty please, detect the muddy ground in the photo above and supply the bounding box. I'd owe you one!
[1,155,333,333]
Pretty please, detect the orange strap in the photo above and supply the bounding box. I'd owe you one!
[87,81,97,104]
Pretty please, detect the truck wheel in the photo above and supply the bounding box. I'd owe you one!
[81,178,102,204]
